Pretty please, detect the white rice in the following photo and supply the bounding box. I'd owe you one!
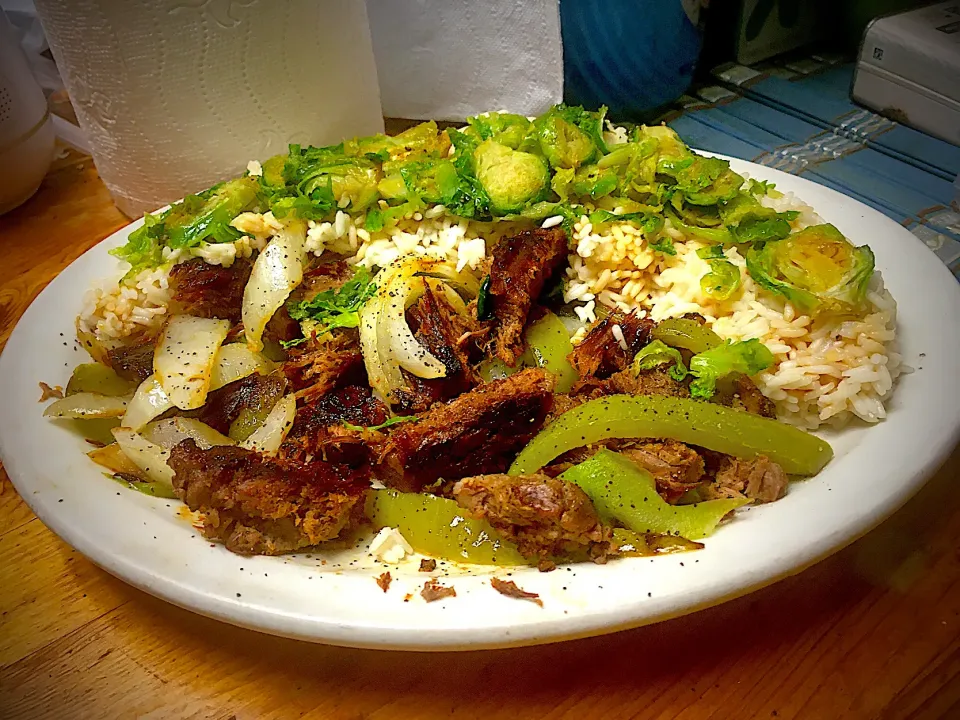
[563,191,903,429]
[80,183,902,430]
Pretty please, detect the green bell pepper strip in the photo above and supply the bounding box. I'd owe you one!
[508,394,833,477]
[561,450,748,540]
[366,489,527,565]
[478,357,516,383]
[521,311,578,392]
[650,317,722,354]
[476,311,578,391]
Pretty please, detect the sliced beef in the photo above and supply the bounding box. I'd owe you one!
[568,311,654,380]
[283,330,365,404]
[700,454,788,503]
[572,367,690,400]
[379,368,556,492]
[281,384,389,466]
[452,472,610,569]
[393,285,478,412]
[106,342,154,383]
[169,256,252,323]
[489,228,568,366]
[546,439,704,504]
[194,372,287,435]
[168,439,366,555]
[713,375,776,418]
[617,440,705,504]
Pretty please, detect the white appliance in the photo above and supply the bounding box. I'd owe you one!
[0,7,54,215]
[852,2,960,147]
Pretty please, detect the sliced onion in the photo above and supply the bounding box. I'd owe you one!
[359,291,395,400]
[122,345,270,430]
[87,442,145,479]
[242,219,306,351]
[239,394,296,455]
[430,278,469,315]
[154,315,231,410]
[122,375,173,430]
[43,392,129,419]
[419,262,481,298]
[111,427,174,490]
[141,418,235,449]
[381,266,447,379]
[210,343,272,389]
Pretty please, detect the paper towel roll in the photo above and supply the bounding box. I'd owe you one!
[33,0,384,217]
[367,0,563,121]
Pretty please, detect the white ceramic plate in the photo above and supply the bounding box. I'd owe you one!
[3,159,960,651]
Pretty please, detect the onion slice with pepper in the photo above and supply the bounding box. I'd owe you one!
[111,427,174,490]
[240,393,296,455]
[154,315,231,410]
[242,219,306,351]
[43,392,129,419]
[122,375,172,430]
[141,418,235,449]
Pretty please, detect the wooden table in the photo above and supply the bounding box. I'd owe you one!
[1,153,959,720]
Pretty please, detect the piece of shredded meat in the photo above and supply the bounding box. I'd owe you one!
[573,366,690,400]
[376,572,392,593]
[169,256,252,323]
[489,228,568,365]
[701,454,788,503]
[283,330,365,404]
[419,558,437,573]
[490,578,543,607]
[38,382,64,401]
[393,285,479,412]
[713,375,777,418]
[421,579,456,602]
[452,472,610,570]
[168,439,366,555]
[379,368,556,492]
[105,342,155,383]
[568,311,654,380]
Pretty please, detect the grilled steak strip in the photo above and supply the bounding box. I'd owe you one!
[106,342,154,383]
[168,439,366,556]
[393,285,479,413]
[379,368,556,492]
[169,256,252,323]
[489,228,568,365]
[281,384,389,467]
[568,310,654,380]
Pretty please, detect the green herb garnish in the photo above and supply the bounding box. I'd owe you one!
[287,266,377,332]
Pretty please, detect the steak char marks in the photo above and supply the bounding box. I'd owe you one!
[379,369,556,492]
[489,228,568,366]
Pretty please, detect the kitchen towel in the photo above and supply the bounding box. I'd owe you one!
[366,0,563,121]
[32,0,384,218]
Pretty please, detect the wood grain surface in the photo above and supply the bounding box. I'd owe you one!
[1,153,959,720]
